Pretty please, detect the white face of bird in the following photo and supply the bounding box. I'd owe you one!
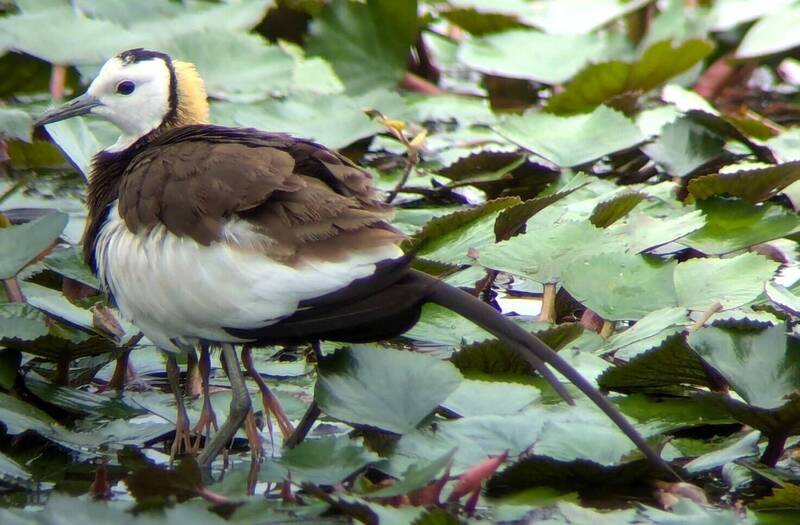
[36,50,175,151]
[87,56,173,146]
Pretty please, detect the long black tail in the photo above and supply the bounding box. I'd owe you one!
[412,270,679,479]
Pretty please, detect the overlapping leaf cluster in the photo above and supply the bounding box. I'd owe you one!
[3,0,800,523]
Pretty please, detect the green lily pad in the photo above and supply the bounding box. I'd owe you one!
[42,245,100,289]
[603,307,691,359]
[608,209,706,254]
[441,379,540,417]
[766,282,800,316]
[496,106,645,168]
[682,198,800,255]
[407,197,519,266]
[315,346,462,434]
[404,303,494,347]
[394,411,545,472]
[526,0,652,35]
[643,116,727,177]
[212,93,382,150]
[0,303,48,342]
[0,212,68,280]
[548,40,714,115]
[480,221,626,285]
[616,394,733,435]
[688,325,800,410]
[487,456,654,497]
[366,449,454,499]
[688,161,800,203]
[737,4,800,58]
[561,253,678,321]
[599,334,713,393]
[0,6,141,65]
[306,0,417,94]
[674,252,779,311]
[25,376,145,419]
[589,191,647,228]
[684,430,760,474]
[19,281,96,334]
[262,436,379,485]
[457,29,625,85]
[164,30,295,102]
[0,107,33,142]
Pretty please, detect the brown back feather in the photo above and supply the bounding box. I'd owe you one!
[86,125,400,268]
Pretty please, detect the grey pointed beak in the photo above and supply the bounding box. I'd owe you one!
[35,93,102,127]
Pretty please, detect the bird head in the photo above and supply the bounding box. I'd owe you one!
[36,49,209,150]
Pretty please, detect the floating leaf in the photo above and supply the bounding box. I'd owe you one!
[608,210,707,254]
[394,412,545,472]
[457,29,621,85]
[599,334,713,393]
[525,0,652,35]
[406,197,519,266]
[404,303,495,347]
[0,107,33,142]
[688,325,800,410]
[0,450,31,485]
[562,253,678,321]
[737,5,800,58]
[442,379,540,417]
[487,456,653,497]
[766,282,800,317]
[42,245,100,289]
[751,483,800,510]
[616,394,733,435]
[604,307,691,360]
[682,198,800,255]
[20,281,96,333]
[307,0,417,94]
[496,106,645,167]
[688,162,800,203]
[590,191,647,228]
[480,221,625,285]
[367,449,455,499]
[0,303,48,342]
[263,436,379,485]
[0,6,141,65]
[674,252,779,311]
[25,376,144,419]
[494,183,587,241]
[548,40,714,114]
[684,430,760,474]
[212,94,383,150]
[0,212,67,279]
[316,346,462,434]
[164,30,294,102]
[643,116,726,177]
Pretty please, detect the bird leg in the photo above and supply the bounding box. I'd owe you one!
[284,401,321,448]
[166,355,192,459]
[244,407,263,461]
[185,347,203,398]
[192,344,218,451]
[197,344,251,467]
[241,345,295,443]
[284,341,322,448]
[107,349,131,392]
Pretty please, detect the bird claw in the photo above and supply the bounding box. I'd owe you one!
[170,407,193,459]
[192,393,219,451]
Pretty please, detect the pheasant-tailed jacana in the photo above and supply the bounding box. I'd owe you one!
[36,49,675,477]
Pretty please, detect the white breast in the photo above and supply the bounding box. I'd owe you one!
[95,202,402,352]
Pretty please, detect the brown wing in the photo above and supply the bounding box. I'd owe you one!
[117,125,401,263]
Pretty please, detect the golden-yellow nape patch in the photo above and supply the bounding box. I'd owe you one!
[173,61,210,126]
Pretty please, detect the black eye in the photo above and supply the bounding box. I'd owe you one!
[116,80,135,95]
